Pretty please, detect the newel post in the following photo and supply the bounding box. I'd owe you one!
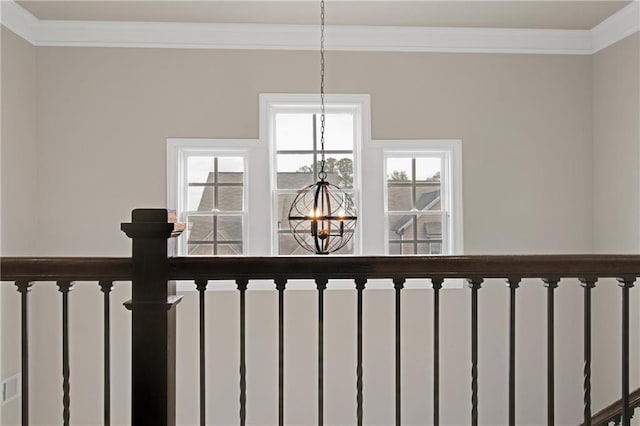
[121,209,183,426]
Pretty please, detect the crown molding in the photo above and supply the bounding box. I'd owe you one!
[0,0,38,44]
[591,1,639,53]
[1,0,637,55]
[33,20,593,54]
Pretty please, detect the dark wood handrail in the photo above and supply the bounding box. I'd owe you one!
[0,257,132,281]
[5,211,638,426]
[169,254,640,281]
[582,388,640,425]
[2,255,639,282]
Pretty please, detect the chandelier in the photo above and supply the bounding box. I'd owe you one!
[287,0,358,255]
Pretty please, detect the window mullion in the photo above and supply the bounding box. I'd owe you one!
[213,157,219,211]
[213,215,218,255]
[412,158,417,210]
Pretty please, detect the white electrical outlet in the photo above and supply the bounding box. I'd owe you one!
[1,373,20,405]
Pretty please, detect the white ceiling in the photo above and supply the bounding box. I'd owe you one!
[16,1,631,30]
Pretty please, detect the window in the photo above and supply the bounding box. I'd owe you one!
[167,140,254,256]
[168,97,462,261]
[262,94,366,255]
[361,140,463,256]
[386,156,445,255]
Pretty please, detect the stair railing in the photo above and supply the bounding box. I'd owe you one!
[1,208,639,426]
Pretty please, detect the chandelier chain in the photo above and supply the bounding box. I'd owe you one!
[319,0,326,179]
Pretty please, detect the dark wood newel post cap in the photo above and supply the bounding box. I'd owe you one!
[121,209,183,239]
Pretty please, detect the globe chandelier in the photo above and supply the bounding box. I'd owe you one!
[287,0,358,255]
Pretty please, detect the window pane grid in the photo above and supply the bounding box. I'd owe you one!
[388,242,443,255]
[181,154,246,256]
[186,214,244,256]
[187,243,244,256]
[185,156,245,213]
[274,111,356,255]
[386,155,444,255]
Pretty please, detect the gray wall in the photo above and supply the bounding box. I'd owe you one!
[591,32,640,413]
[32,47,593,257]
[0,24,637,426]
[1,26,38,425]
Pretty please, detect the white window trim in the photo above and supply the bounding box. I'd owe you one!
[259,93,371,256]
[363,139,463,258]
[381,142,464,256]
[167,138,271,257]
[384,152,447,255]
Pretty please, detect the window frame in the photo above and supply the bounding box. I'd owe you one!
[260,93,371,255]
[167,139,260,256]
[384,152,447,255]
[363,139,464,257]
